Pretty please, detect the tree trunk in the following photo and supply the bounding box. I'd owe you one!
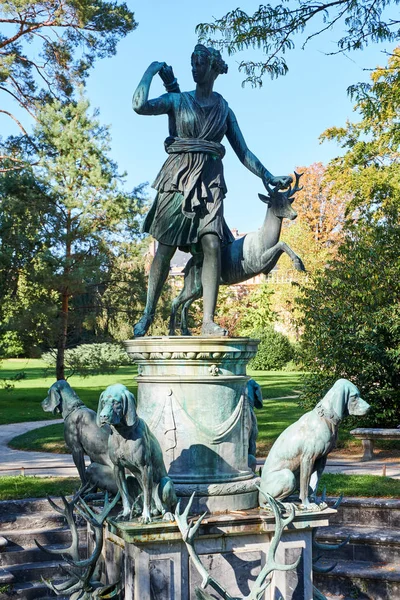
[56,211,71,380]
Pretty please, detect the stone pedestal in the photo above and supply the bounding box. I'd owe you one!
[124,337,259,512]
[103,508,336,600]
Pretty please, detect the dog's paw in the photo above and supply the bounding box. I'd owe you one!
[299,502,321,512]
[139,512,152,524]
[116,510,131,522]
[162,511,175,522]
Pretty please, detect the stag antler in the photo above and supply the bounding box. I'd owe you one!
[260,172,303,220]
[39,488,121,598]
[248,491,301,600]
[174,494,234,599]
[263,171,303,202]
[175,492,301,600]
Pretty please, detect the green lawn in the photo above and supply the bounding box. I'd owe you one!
[319,473,400,498]
[0,473,398,501]
[0,359,138,425]
[0,476,80,500]
[5,363,305,453]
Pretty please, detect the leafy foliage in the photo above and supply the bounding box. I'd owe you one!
[298,50,400,425]
[249,326,294,371]
[270,163,347,336]
[196,2,400,84]
[0,0,136,160]
[42,342,131,378]
[237,283,275,336]
[0,96,147,371]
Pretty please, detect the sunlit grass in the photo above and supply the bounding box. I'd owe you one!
[0,358,138,425]
[0,476,80,500]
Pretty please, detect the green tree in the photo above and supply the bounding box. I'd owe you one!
[197,3,400,84]
[270,163,347,337]
[237,283,275,336]
[30,95,144,378]
[297,49,400,424]
[0,168,59,355]
[0,0,136,168]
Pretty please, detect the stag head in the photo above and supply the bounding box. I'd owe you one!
[259,172,303,221]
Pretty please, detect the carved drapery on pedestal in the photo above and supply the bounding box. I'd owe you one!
[124,337,259,512]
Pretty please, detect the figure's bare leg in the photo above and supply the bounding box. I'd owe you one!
[200,233,227,337]
[134,243,176,337]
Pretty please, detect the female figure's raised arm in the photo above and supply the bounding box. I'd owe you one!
[133,62,173,115]
[226,108,292,188]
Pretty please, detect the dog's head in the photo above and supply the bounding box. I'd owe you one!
[246,379,263,410]
[97,384,137,428]
[42,380,76,415]
[321,378,370,420]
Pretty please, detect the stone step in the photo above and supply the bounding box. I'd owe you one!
[314,559,400,600]
[327,497,400,528]
[0,568,14,585]
[0,512,69,532]
[0,543,87,567]
[0,526,85,550]
[0,494,104,518]
[0,498,62,517]
[0,580,68,599]
[5,560,69,584]
[316,524,400,563]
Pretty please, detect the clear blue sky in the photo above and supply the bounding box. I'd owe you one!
[2,0,393,231]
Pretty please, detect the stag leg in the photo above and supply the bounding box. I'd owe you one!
[169,260,199,336]
[279,241,306,272]
[181,290,202,335]
[261,241,305,275]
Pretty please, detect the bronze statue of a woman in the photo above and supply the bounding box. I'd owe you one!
[132,45,292,337]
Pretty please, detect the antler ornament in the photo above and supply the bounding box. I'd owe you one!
[37,488,121,599]
[175,491,301,600]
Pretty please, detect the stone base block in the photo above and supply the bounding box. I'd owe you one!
[104,507,336,600]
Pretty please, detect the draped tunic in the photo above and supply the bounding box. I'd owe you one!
[143,91,235,250]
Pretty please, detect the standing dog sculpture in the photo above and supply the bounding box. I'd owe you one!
[97,383,177,523]
[169,173,305,335]
[42,380,117,493]
[259,379,370,509]
[246,379,263,472]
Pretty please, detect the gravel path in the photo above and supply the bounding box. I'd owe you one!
[0,420,81,477]
[0,416,398,478]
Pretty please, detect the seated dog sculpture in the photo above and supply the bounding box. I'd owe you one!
[97,383,177,523]
[259,379,370,509]
[42,380,117,493]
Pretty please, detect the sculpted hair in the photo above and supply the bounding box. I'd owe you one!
[193,44,228,75]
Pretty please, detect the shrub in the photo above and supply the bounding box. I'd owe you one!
[42,343,131,378]
[249,326,294,371]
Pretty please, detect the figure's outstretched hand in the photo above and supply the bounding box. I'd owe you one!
[147,61,167,76]
[268,175,293,189]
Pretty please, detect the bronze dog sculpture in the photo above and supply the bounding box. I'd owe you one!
[246,379,263,472]
[259,379,370,510]
[42,380,117,493]
[97,383,177,523]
